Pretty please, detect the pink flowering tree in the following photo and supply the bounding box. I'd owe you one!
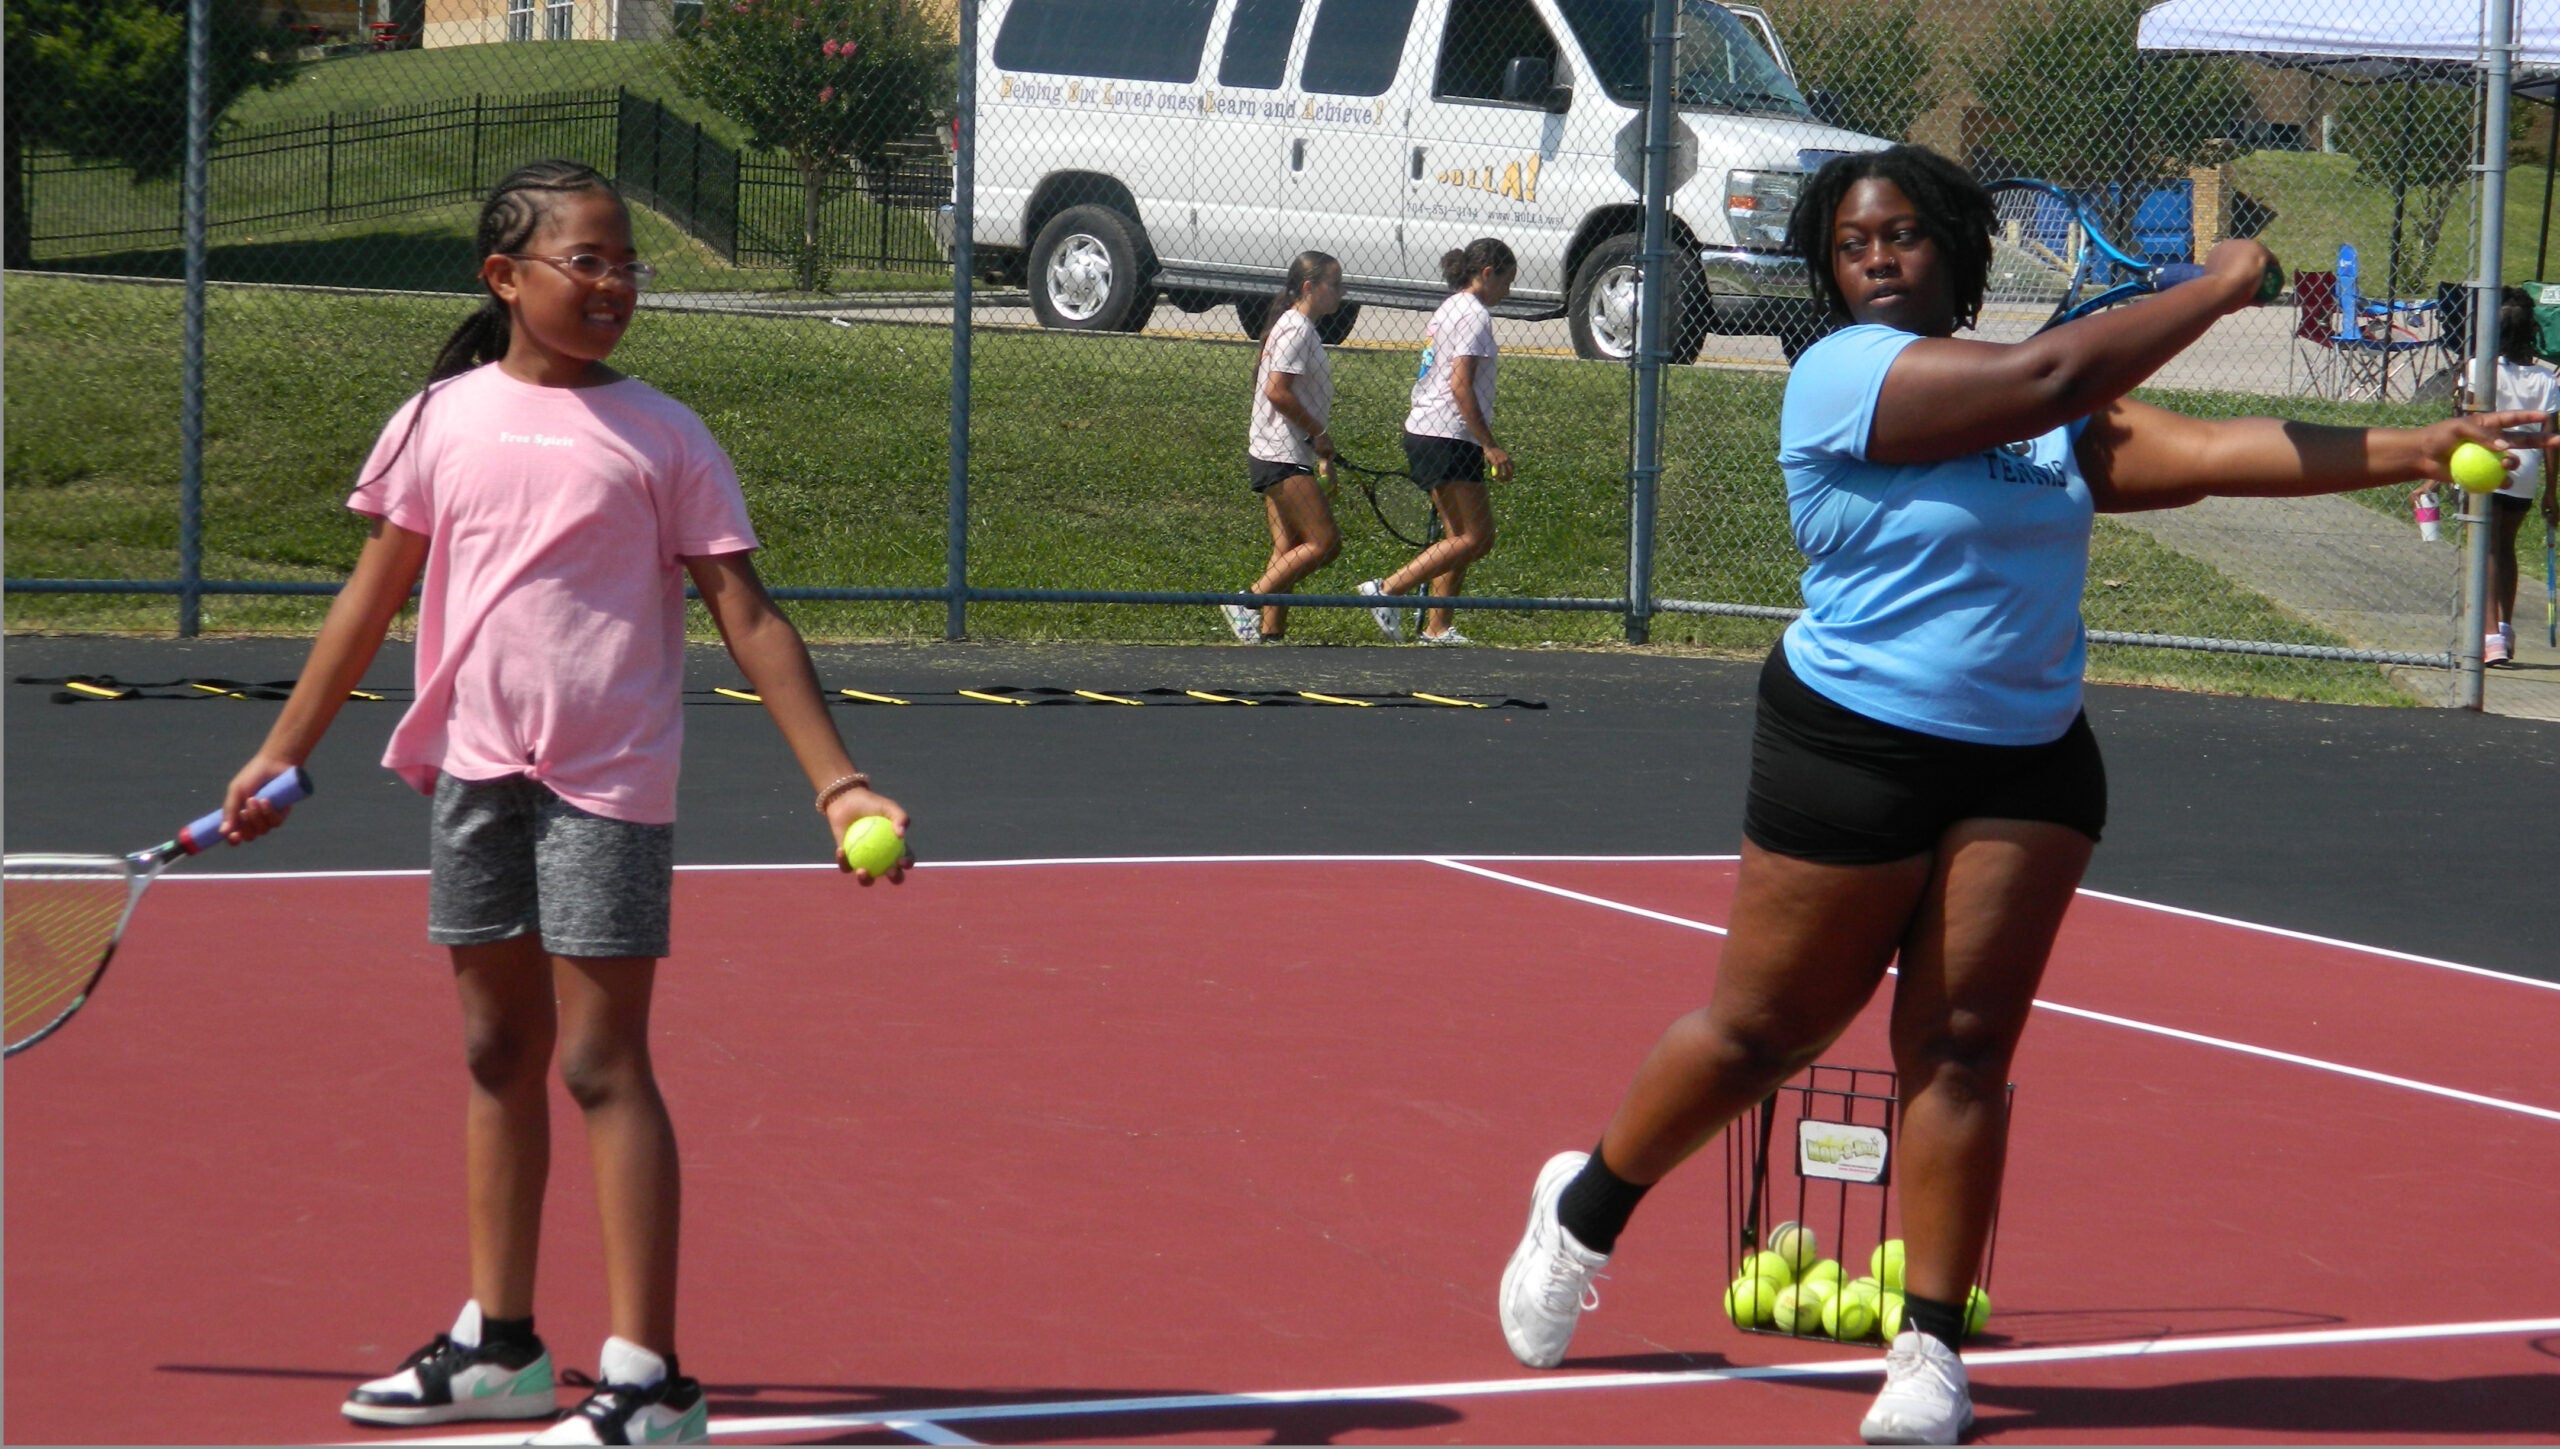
[667,0,951,290]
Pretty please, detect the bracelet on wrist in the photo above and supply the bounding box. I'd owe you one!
[814,772,871,813]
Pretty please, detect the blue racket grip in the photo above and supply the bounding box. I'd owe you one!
[178,767,313,854]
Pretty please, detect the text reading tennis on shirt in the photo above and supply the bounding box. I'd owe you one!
[1986,441,2068,490]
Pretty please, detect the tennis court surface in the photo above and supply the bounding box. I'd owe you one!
[7,640,2558,1444]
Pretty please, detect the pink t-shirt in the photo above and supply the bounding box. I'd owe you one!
[350,364,758,824]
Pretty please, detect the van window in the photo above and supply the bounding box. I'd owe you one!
[1553,0,1808,114]
[1434,0,1560,102]
[1299,0,1423,97]
[1218,0,1305,89]
[992,0,1218,83]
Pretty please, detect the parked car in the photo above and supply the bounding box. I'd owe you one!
[937,0,1890,360]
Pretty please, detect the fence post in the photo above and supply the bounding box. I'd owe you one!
[1623,0,1676,645]
[947,0,977,640]
[470,94,485,193]
[325,112,338,224]
[2459,0,2518,710]
[178,0,213,637]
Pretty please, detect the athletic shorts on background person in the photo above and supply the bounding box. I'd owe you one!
[428,772,676,958]
[1743,646,2107,865]
[1401,431,1485,491]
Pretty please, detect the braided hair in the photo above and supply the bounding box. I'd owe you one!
[1785,145,1996,333]
[358,160,624,490]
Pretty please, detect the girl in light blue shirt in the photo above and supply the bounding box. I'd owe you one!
[1494,144,2544,1447]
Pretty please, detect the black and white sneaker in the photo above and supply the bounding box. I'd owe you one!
[529,1371,709,1444]
[342,1329,556,1427]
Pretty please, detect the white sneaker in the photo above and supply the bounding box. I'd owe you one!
[530,1372,708,1445]
[1497,1150,1609,1368]
[1860,1330,1974,1445]
[1418,627,1472,645]
[341,1305,556,1426]
[1219,602,1262,643]
[1357,579,1405,642]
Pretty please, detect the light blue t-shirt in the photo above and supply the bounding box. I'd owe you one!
[1776,324,2094,745]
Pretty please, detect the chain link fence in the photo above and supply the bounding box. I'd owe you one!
[7,0,2550,703]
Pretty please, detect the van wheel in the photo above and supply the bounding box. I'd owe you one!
[1567,234,1707,363]
[1315,303,1361,345]
[1029,205,1155,332]
[1239,297,1360,344]
[1236,295,1274,340]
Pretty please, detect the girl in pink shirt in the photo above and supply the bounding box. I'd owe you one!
[220,160,904,1446]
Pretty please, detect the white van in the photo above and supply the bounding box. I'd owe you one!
[938,0,1888,360]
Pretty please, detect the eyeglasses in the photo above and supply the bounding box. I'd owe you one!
[508,253,659,291]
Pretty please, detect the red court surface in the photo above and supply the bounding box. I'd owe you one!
[8,857,2559,1445]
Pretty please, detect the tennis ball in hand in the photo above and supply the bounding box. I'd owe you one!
[1725,1273,1783,1327]
[1870,1239,1907,1292]
[1965,1285,1993,1335]
[1768,1221,1819,1273]
[840,815,905,876]
[2449,441,2509,493]
[1822,1286,1880,1341]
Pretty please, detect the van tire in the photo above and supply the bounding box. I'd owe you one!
[1239,297,1360,344]
[1028,205,1155,332]
[1315,303,1361,345]
[1567,234,1707,363]
[1236,294,1275,340]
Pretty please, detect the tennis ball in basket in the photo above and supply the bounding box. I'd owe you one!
[1725,1273,1783,1327]
[1870,1239,1906,1292]
[1800,1258,1843,1293]
[1768,1221,1819,1273]
[840,815,905,876]
[1771,1284,1827,1334]
[2449,441,2509,493]
[1739,1249,1795,1287]
[1878,1290,1908,1339]
[1822,1287,1880,1341]
[1965,1285,1993,1335]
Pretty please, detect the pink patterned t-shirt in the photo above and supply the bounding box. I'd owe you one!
[350,364,758,824]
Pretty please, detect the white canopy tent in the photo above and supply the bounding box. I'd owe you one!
[2138,0,2541,704]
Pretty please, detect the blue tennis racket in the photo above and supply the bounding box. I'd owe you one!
[1985,178,2282,333]
[3,769,311,1057]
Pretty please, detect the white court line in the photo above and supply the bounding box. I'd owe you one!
[2072,886,2560,994]
[1429,861,2560,1126]
[167,853,1743,884]
[366,1314,2560,1445]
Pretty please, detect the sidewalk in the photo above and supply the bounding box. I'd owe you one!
[2110,492,2560,720]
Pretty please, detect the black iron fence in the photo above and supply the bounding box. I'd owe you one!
[20,88,947,276]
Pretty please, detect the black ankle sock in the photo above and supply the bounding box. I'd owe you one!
[478,1314,539,1358]
[1901,1293,1967,1352]
[1554,1144,1650,1256]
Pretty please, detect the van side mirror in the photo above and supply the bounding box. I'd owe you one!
[1543,82,1573,114]
[1806,87,1845,128]
[1500,56,1552,105]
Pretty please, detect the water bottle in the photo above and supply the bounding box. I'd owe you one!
[2414,490,2441,541]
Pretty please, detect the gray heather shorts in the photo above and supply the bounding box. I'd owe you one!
[428,773,674,959]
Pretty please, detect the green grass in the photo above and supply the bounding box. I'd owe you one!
[2234,148,2560,294]
[238,41,741,143]
[2,273,2418,703]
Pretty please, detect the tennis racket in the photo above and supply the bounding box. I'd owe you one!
[1985,178,2283,333]
[4,768,312,1057]
[1330,451,1441,550]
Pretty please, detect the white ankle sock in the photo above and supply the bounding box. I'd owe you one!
[448,1300,484,1352]
[598,1336,667,1390]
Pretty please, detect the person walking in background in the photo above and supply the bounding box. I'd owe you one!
[1225,251,1346,644]
[218,160,908,1447]
[2477,286,2558,666]
[1358,237,1515,645]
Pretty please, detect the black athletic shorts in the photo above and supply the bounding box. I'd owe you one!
[1249,455,1312,492]
[1401,431,1485,490]
[1742,645,2108,865]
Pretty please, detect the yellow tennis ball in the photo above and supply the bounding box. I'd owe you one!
[1878,1290,1907,1339]
[840,815,905,876]
[1845,1274,1882,1301]
[1800,1258,1843,1292]
[1768,1221,1819,1273]
[1771,1284,1826,1335]
[1725,1273,1782,1327]
[1793,1274,1839,1309]
[1739,1249,1794,1287]
[1822,1286,1880,1340]
[1965,1285,1992,1335]
[2450,441,2508,493]
[1870,1238,1906,1292]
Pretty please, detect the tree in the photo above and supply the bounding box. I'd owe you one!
[2332,77,2475,299]
[1965,0,2247,243]
[667,0,954,291]
[3,0,297,268]
[1760,0,1938,144]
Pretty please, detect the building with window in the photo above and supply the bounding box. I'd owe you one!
[419,0,680,47]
